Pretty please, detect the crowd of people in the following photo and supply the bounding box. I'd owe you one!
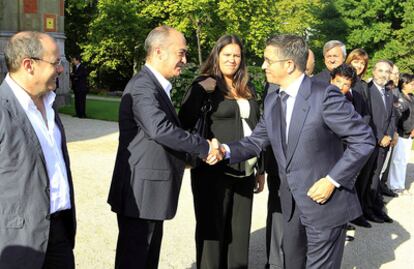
[0,25,413,269]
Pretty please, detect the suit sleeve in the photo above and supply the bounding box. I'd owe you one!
[227,115,270,164]
[322,86,375,189]
[130,78,209,158]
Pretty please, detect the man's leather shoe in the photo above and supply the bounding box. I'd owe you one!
[365,212,384,223]
[351,216,372,228]
[346,235,355,242]
[381,185,398,197]
[347,224,356,231]
[376,211,393,223]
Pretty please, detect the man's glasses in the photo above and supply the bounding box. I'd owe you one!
[264,57,290,65]
[30,57,62,67]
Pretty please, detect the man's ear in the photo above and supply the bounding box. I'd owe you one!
[22,58,34,73]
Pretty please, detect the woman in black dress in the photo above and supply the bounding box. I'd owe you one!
[179,35,264,269]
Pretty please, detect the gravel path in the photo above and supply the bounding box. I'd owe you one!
[62,114,413,269]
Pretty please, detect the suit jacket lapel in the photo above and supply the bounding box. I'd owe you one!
[0,81,47,168]
[266,91,287,167]
[142,66,180,126]
[286,77,311,167]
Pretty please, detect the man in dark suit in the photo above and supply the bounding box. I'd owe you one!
[107,26,221,269]
[0,31,76,269]
[70,56,88,118]
[361,60,396,224]
[330,64,373,231]
[312,40,346,84]
[220,35,375,268]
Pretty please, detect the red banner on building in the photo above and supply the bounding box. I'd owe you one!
[24,0,38,14]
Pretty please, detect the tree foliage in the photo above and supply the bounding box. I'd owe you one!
[65,0,414,92]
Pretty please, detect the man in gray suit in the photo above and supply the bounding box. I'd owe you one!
[220,35,375,268]
[107,26,221,269]
[0,32,76,269]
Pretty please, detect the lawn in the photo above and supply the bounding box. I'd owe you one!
[59,98,120,122]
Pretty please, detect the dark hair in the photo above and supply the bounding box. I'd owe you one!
[72,55,81,61]
[200,34,251,98]
[345,48,369,77]
[330,64,357,87]
[398,73,414,90]
[265,34,308,72]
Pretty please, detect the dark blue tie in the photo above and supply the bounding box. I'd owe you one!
[277,91,288,155]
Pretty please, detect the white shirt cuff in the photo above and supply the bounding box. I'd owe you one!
[327,175,340,188]
[222,144,231,159]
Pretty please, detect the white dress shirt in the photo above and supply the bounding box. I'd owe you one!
[6,74,71,214]
[145,63,173,100]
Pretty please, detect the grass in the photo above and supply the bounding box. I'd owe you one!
[59,99,120,122]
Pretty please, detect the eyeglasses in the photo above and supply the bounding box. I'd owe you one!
[264,57,290,65]
[30,57,62,67]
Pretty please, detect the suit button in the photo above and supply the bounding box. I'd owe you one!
[45,187,50,193]
[46,214,51,220]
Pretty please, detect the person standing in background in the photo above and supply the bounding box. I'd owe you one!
[70,56,88,118]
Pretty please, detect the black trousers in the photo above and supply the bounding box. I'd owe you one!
[191,168,255,269]
[355,147,379,214]
[74,90,87,118]
[283,203,346,269]
[366,146,389,213]
[42,210,75,269]
[266,172,284,269]
[115,214,163,269]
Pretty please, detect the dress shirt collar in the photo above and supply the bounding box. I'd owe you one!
[5,73,56,111]
[373,81,385,93]
[279,73,305,98]
[145,63,173,98]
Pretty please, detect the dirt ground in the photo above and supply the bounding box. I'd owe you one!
[62,114,414,269]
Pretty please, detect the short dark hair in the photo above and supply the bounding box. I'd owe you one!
[265,34,308,72]
[398,73,414,90]
[330,63,357,87]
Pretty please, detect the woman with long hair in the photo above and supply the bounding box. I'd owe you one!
[179,35,264,269]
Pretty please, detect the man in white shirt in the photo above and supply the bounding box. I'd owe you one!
[107,25,221,269]
[0,31,76,269]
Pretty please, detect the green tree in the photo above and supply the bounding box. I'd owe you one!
[81,0,155,90]
[65,0,97,58]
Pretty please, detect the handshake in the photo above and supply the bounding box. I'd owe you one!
[205,138,227,165]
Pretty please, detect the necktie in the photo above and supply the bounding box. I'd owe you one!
[278,91,289,155]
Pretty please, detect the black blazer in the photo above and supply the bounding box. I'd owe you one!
[70,63,88,93]
[366,81,395,142]
[108,66,209,220]
[311,69,331,85]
